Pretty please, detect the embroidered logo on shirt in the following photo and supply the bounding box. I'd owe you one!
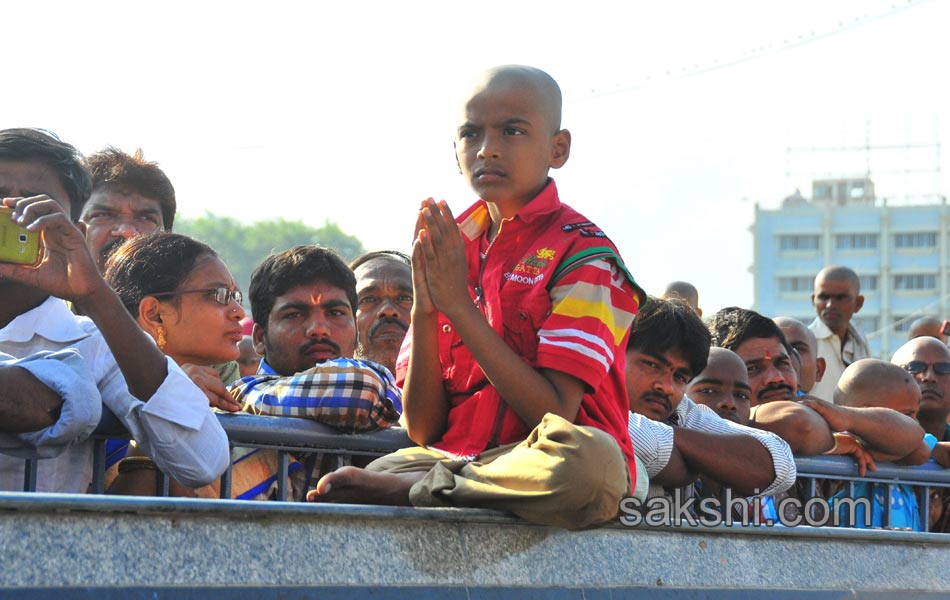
[505,247,556,285]
[562,221,606,238]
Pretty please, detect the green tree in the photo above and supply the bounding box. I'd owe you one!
[176,213,366,307]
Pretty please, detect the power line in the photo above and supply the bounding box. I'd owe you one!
[584,0,930,98]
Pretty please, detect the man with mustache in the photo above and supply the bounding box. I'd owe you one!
[773,316,825,394]
[79,148,176,273]
[229,245,401,432]
[350,251,412,375]
[808,265,871,403]
[626,298,795,500]
[709,306,922,462]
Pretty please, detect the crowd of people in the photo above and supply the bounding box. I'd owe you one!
[2,64,949,532]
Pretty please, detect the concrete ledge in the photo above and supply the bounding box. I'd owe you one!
[1,493,948,592]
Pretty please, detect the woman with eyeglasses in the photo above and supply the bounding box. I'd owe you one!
[105,232,247,413]
[102,232,251,496]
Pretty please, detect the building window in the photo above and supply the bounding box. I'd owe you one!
[778,276,813,293]
[779,235,820,252]
[836,234,878,250]
[859,275,879,291]
[894,274,936,291]
[894,232,937,249]
[854,316,879,334]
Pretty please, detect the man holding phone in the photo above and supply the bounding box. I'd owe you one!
[0,128,229,493]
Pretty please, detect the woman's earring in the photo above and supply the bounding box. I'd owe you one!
[156,325,167,352]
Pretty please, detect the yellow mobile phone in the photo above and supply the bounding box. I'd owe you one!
[0,206,41,266]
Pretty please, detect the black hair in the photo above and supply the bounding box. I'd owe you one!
[0,128,91,220]
[627,297,710,377]
[708,307,792,355]
[349,250,411,271]
[86,147,177,230]
[250,245,357,331]
[104,232,217,315]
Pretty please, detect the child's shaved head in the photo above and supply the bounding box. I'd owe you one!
[455,65,571,210]
[467,65,563,133]
[834,358,920,417]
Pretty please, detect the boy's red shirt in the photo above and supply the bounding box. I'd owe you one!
[397,180,644,482]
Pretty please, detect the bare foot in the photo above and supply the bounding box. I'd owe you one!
[306,466,422,506]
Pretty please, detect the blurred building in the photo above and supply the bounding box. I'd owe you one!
[752,177,949,359]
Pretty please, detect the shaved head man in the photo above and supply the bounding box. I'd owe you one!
[892,336,950,441]
[909,317,948,345]
[808,265,871,402]
[661,281,701,316]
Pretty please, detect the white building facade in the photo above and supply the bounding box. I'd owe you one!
[752,178,949,359]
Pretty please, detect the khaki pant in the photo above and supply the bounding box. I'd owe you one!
[367,413,643,530]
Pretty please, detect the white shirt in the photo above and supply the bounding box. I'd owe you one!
[808,317,871,403]
[628,395,797,499]
[0,297,230,492]
[0,348,101,458]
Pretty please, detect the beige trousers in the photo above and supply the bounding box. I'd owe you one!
[367,413,642,530]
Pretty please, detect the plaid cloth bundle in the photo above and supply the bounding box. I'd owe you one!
[229,357,402,433]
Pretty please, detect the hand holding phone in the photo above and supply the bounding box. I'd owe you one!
[0,205,41,265]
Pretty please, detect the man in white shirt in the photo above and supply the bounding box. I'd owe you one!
[808,265,871,402]
[0,128,229,492]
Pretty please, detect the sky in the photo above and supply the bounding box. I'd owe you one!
[4,0,948,316]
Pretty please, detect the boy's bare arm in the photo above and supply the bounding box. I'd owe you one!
[417,199,585,426]
[401,227,450,445]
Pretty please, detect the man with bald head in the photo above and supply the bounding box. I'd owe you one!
[819,358,930,530]
[308,65,644,529]
[661,281,701,316]
[774,316,825,394]
[909,317,948,345]
[809,265,871,402]
[892,336,950,442]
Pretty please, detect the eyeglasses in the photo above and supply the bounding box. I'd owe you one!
[901,361,950,376]
[151,287,243,306]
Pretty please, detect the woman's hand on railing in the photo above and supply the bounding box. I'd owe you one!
[182,364,242,412]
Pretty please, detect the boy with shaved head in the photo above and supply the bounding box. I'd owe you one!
[809,265,871,402]
[309,66,644,529]
[818,358,929,529]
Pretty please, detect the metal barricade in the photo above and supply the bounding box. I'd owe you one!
[17,413,950,532]
[82,411,412,501]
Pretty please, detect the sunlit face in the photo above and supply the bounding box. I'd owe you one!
[733,336,798,406]
[80,189,165,272]
[625,347,692,421]
[779,322,818,393]
[254,281,357,376]
[455,79,563,208]
[893,338,950,421]
[353,257,412,372]
[687,349,752,425]
[812,277,863,335]
[152,255,245,366]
